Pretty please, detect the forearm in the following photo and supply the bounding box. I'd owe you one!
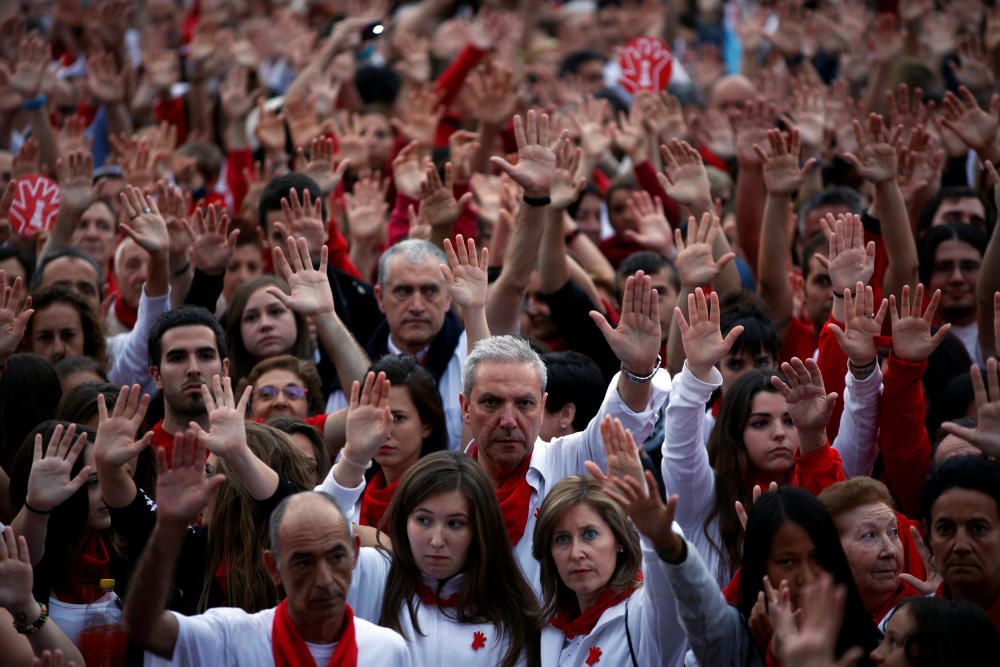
[471,121,499,175]
[97,463,138,509]
[735,164,765,275]
[616,370,654,414]
[874,180,918,300]
[712,225,742,297]
[41,208,82,257]
[666,286,692,375]
[348,238,380,283]
[460,306,489,353]
[105,101,133,140]
[538,207,569,293]
[2,602,85,665]
[223,117,249,152]
[168,265,192,308]
[223,447,279,501]
[566,256,605,314]
[322,409,347,461]
[147,251,170,298]
[757,194,794,334]
[186,80,213,138]
[977,223,1000,359]
[797,428,828,457]
[9,509,48,566]
[315,312,370,398]
[486,204,545,335]
[567,227,615,287]
[123,521,183,657]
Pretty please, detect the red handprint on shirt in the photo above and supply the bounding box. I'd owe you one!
[471,631,487,651]
[586,646,603,665]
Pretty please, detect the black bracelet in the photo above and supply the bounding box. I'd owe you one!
[23,500,51,515]
[522,194,551,207]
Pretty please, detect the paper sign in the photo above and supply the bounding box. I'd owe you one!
[8,175,61,237]
[618,37,673,94]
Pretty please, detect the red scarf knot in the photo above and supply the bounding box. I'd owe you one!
[360,471,398,532]
[469,442,534,546]
[271,599,358,667]
[549,574,642,640]
[415,581,462,609]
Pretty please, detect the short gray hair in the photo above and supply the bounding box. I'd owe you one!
[377,239,447,286]
[462,335,547,397]
[268,491,352,561]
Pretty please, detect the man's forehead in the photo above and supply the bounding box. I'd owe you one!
[162,325,218,350]
[45,256,98,280]
[473,361,543,394]
[279,501,350,548]
[385,258,445,286]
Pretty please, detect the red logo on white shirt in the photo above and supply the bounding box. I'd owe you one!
[471,631,487,651]
[586,646,603,665]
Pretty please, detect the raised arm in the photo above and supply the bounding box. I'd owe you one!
[40,150,95,258]
[733,98,773,276]
[538,141,586,294]
[978,163,1000,360]
[0,274,32,370]
[941,357,1000,460]
[94,385,154,509]
[323,372,393,493]
[440,235,489,351]
[123,431,225,658]
[417,161,473,252]
[756,128,818,338]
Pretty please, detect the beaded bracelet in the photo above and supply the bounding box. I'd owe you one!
[13,603,48,635]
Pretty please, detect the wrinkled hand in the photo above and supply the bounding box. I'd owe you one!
[269,235,334,316]
[940,358,1000,459]
[585,415,644,487]
[440,234,488,311]
[772,357,838,433]
[675,287,742,380]
[827,283,888,366]
[0,273,33,360]
[155,429,225,527]
[489,110,567,199]
[591,270,662,376]
[890,284,951,361]
[673,213,735,288]
[186,204,238,275]
[119,185,169,256]
[344,371,392,463]
[603,467,682,552]
[95,385,153,468]
[25,424,92,513]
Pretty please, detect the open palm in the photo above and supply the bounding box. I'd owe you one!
[269,236,334,316]
[345,372,392,461]
[441,235,488,310]
[95,386,151,468]
[592,271,661,374]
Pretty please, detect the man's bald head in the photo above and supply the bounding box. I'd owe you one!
[268,491,352,561]
[711,74,756,121]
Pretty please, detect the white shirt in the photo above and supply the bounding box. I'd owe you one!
[106,286,171,395]
[325,330,468,451]
[540,538,687,667]
[142,606,411,667]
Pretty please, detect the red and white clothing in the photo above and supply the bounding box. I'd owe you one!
[320,370,673,592]
[142,604,411,667]
[346,549,529,665]
[540,538,687,667]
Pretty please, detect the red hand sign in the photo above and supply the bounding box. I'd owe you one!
[8,175,61,237]
[618,37,673,94]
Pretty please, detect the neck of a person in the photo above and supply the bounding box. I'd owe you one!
[862,585,894,619]
[162,408,209,435]
[381,455,418,485]
[291,606,345,645]
[575,588,602,616]
[949,576,1000,612]
[389,332,430,357]
[477,450,527,490]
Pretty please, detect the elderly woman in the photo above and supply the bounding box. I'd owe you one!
[819,477,928,624]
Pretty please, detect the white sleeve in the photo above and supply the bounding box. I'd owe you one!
[314,465,365,525]
[348,547,391,623]
[660,363,719,534]
[108,287,171,393]
[143,609,247,667]
[832,363,883,478]
[545,369,671,482]
[632,530,687,666]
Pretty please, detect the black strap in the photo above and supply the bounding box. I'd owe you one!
[624,601,638,667]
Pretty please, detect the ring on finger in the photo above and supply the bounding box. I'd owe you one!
[143,207,152,214]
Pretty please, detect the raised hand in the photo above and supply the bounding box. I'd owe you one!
[191,375,252,459]
[611,106,647,162]
[284,95,322,149]
[550,139,585,212]
[219,66,257,120]
[489,110,567,199]
[274,187,326,256]
[95,385,153,468]
[585,416,644,486]
[344,371,392,463]
[330,111,368,167]
[301,135,350,196]
[418,162,473,230]
[592,270,662,378]
[269,235,334,316]
[890,284,951,361]
[186,204,238,275]
[569,95,612,160]
[673,213,735,288]
[391,86,442,148]
[733,98,773,166]
[440,234,488,311]
[25,424,92,514]
[254,98,286,155]
[639,91,687,144]
[466,60,520,127]
[772,357,838,434]
[0,525,33,615]
[735,482,779,531]
[827,283,888,366]
[817,213,876,295]
[603,469,682,552]
[12,138,40,179]
[447,129,480,183]
[940,358,1000,459]
[658,139,711,207]
[345,169,388,243]
[624,190,673,256]
[393,31,431,84]
[85,50,125,106]
[843,113,901,184]
[770,572,863,667]
[56,149,96,213]
[755,127,817,195]
[781,81,827,150]
[392,140,425,199]
[675,287,742,381]
[10,34,48,99]
[940,86,1000,156]
[119,185,169,256]
[156,181,194,270]
[154,429,225,527]
[898,524,943,595]
[0,273,32,361]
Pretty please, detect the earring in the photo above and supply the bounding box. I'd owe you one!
[560,421,569,429]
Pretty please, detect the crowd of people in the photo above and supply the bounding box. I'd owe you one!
[1,0,1000,665]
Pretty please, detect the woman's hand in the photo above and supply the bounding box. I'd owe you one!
[889,284,951,361]
[25,424,92,514]
[827,283,888,366]
[675,287,743,382]
[0,525,33,615]
[154,429,225,528]
[898,524,944,595]
[0,272,32,361]
[95,384,152,468]
[772,357,838,435]
[191,374,252,460]
[269,236,335,316]
[344,371,392,464]
[602,469,681,553]
[940,358,1000,459]
[585,416,644,489]
[440,234,488,311]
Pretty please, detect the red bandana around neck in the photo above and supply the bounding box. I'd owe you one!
[53,531,111,604]
[469,443,533,545]
[113,296,138,330]
[272,599,358,667]
[549,574,642,640]
[415,581,462,609]
[360,471,398,532]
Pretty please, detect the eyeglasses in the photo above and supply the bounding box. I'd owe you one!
[255,384,307,401]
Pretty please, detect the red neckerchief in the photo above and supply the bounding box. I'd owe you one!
[113,296,138,330]
[549,574,642,640]
[360,471,398,532]
[271,599,358,667]
[214,558,228,595]
[52,531,111,604]
[469,443,533,545]
[415,581,462,609]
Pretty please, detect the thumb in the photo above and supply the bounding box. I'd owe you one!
[68,464,94,492]
[489,156,517,180]
[715,252,736,271]
[827,323,849,350]
[589,310,616,342]
[583,460,608,482]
